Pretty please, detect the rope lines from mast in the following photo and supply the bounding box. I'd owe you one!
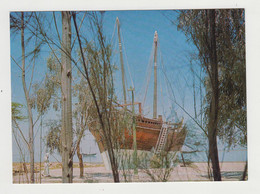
[121,29,134,90]
[141,42,155,111]
[111,18,136,104]
[119,28,131,103]
[111,19,180,120]
[110,20,120,64]
[157,37,167,120]
[159,48,207,135]
[110,20,117,47]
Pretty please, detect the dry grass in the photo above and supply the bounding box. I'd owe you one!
[13,162,104,173]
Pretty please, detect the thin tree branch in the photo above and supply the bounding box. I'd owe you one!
[11,56,22,71]
[72,12,87,49]
[13,119,30,149]
[53,12,62,44]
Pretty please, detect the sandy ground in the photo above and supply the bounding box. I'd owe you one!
[12,162,247,183]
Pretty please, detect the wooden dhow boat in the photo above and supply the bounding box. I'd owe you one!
[89,18,187,170]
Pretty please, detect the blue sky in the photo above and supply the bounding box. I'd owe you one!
[11,10,198,117]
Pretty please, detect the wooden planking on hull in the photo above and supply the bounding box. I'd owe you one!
[89,115,186,153]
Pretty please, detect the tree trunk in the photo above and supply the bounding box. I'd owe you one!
[76,142,84,178]
[110,154,120,182]
[241,161,247,181]
[72,12,120,182]
[23,162,29,183]
[107,141,120,182]
[21,12,35,183]
[61,11,73,183]
[208,9,221,181]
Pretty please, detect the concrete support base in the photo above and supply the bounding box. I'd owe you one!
[101,151,112,170]
[101,149,180,171]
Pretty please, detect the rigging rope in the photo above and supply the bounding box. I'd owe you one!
[157,37,166,120]
[142,43,155,109]
[121,29,134,90]
[110,19,117,47]
[109,18,119,68]
[110,19,175,119]
[119,30,131,102]
[158,37,179,122]
[111,18,136,104]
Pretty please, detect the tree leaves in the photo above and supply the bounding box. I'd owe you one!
[177,9,246,148]
[46,121,61,154]
[12,102,26,121]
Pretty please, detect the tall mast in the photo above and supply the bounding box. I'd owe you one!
[116,17,127,105]
[153,31,158,119]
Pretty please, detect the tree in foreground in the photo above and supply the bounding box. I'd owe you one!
[177,9,246,181]
[11,12,52,183]
[72,11,131,182]
[60,11,73,183]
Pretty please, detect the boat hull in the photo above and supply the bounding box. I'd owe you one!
[90,116,186,153]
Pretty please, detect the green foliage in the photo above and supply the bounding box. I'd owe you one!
[12,102,26,121]
[139,151,178,182]
[46,54,62,111]
[185,120,207,151]
[46,121,61,154]
[32,79,53,115]
[177,9,246,147]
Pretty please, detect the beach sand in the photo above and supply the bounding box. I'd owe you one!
[12,161,247,183]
